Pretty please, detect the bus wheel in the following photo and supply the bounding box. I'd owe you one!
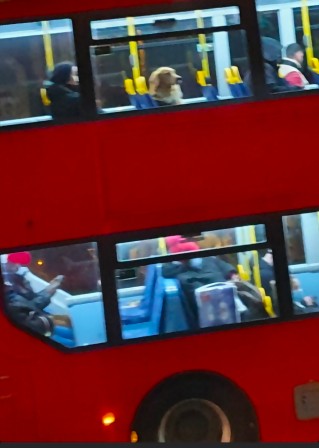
[131,371,259,442]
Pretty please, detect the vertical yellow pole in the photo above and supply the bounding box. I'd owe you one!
[249,225,261,288]
[301,0,314,66]
[195,10,211,79]
[42,21,54,71]
[127,17,140,83]
[158,238,168,256]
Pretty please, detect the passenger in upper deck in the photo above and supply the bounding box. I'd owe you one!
[149,67,183,106]
[244,37,301,94]
[45,62,81,119]
[279,44,315,89]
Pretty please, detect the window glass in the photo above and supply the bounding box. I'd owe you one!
[283,211,319,316]
[90,7,251,114]
[255,0,319,94]
[0,19,79,125]
[115,248,277,340]
[0,242,107,348]
[91,7,240,40]
[116,224,266,262]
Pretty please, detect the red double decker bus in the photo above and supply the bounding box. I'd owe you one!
[2,0,319,443]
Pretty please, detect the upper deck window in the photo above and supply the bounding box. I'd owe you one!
[0,242,107,348]
[89,6,252,114]
[91,8,240,40]
[116,224,266,262]
[255,0,319,94]
[0,19,79,126]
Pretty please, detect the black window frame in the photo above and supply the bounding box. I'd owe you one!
[1,205,319,353]
[1,0,319,132]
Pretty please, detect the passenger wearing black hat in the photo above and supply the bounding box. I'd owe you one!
[45,62,81,119]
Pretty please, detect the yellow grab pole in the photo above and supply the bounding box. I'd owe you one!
[249,225,261,288]
[42,21,54,72]
[301,0,314,66]
[158,238,168,256]
[195,10,210,79]
[127,17,140,83]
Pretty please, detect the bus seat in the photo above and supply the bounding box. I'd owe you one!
[121,271,165,339]
[196,70,218,101]
[135,76,157,109]
[293,271,319,299]
[51,326,75,348]
[63,292,107,346]
[225,67,250,98]
[124,78,142,109]
[119,264,158,325]
[161,278,188,333]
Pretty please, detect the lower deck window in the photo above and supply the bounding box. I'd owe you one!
[283,211,319,316]
[115,249,277,340]
[0,242,107,348]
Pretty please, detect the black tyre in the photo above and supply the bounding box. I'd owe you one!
[131,370,260,442]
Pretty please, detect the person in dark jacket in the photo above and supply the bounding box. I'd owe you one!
[162,256,268,329]
[244,37,301,94]
[259,249,274,298]
[3,252,71,337]
[45,62,81,119]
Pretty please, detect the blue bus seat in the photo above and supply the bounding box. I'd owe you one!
[135,76,157,109]
[124,78,142,109]
[196,70,219,101]
[161,278,189,333]
[202,85,219,101]
[293,271,319,299]
[51,326,75,348]
[121,271,165,339]
[67,293,107,346]
[119,264,158,325]
[225,66,250,98]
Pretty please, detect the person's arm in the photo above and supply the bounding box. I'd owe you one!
[162,262,185,278]
[215,258,238,280]
[285,72,304,88]
[6,297,54,336]
[265,65,301,93]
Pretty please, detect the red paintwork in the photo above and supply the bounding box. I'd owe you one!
[1,0,319,442]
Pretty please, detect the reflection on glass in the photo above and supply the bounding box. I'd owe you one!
[91,28,251,113]
[254,0,319,94]
[0,242,107,347]
[0,19,77,124]
[91,7,240,40]
[116,249,277,340]
[283,211,319,315]
[116,224,266,261]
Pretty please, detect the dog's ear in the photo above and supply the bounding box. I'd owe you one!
[149,70,160,94]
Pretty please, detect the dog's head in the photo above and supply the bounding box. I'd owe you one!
[149,67,182,95]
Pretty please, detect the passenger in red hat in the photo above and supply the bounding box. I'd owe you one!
[3,251,70,337]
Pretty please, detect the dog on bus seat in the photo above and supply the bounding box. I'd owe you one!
[149,67,183,106]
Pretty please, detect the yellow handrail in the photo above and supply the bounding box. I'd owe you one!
[249,225,261,288]
[195,10,211,83]
[301,0,314,66]
[41,21,54,72]
[127,17,140,84]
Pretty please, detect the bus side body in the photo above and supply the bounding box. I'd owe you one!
[1,0,319,443]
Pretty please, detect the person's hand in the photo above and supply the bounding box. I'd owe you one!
[304,296,314,306]
[50,275,64,289]
[230,273,240,281]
